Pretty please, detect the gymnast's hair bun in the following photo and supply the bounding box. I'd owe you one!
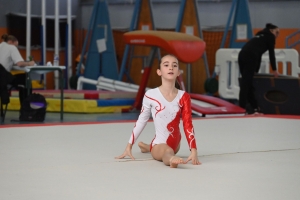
[1,34,8,41]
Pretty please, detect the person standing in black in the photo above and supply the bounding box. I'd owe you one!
[238,23,279,114]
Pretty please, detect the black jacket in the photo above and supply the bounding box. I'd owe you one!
[241,28,277,71]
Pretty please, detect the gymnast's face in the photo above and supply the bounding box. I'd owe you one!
[157,55,180,80]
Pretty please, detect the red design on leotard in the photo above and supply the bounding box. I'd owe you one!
[129,89,197,151]
[186,127,195,149]
[130,131,135,144]
[130,123,137,144]
[166,110,181,152]
[179,92,197,149]
[145,94,165,117]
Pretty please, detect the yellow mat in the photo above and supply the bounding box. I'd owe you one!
[11,70,44,89]
[7,97,131,113]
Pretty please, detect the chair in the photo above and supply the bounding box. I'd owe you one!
[0,64,35,123]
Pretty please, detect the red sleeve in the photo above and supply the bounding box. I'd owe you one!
[180,92,197,150]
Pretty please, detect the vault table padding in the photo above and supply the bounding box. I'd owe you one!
[123,30,206,63]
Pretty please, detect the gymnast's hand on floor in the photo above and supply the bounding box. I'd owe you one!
[115,143,135,160]
[184,148,201,165]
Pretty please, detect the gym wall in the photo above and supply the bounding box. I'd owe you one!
[0,0,299,92]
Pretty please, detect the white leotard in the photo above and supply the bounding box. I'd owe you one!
[128,87,197,151]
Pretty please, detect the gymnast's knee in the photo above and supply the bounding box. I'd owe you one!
[164,146,175,155]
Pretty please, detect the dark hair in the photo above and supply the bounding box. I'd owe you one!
[7,35,18,42]
[1,34,17,42]
[175,80,181,90]
[266,23,278,30]
[1,34,8,41]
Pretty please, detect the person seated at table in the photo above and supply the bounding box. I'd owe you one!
[0,34,35,104]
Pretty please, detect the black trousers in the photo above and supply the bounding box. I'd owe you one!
[238,50,260,112]
[0,64,14,104]
[10,73,32,104]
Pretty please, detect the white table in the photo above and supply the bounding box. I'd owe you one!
[13,65,66,120]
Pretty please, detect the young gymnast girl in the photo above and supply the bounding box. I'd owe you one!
[115,54,201,168]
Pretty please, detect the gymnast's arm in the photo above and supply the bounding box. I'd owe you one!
[267,35,279,77]
[115,95,151,160]
[16,60,36,67]
[180,92,201,165]
[10,45,35,67]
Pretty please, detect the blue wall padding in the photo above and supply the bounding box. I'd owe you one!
[97,99,135,106]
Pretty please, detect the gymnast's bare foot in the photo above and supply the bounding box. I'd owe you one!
[169,156,184,168]
[138,142,150,153]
